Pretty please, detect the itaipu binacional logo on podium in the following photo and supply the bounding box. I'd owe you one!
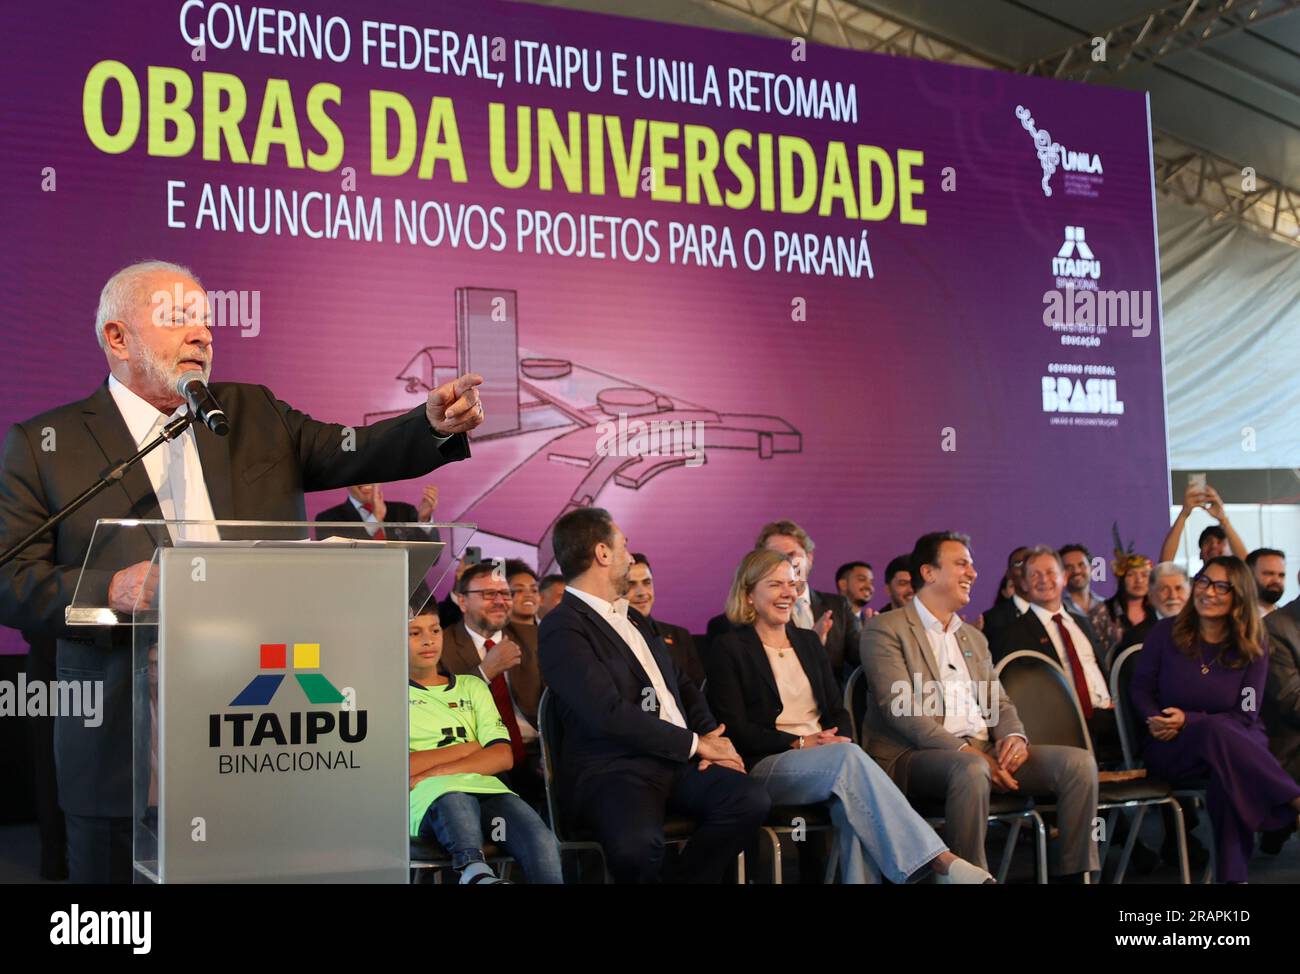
[208,642,368,775]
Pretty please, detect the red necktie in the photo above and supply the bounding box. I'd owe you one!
[1052,613,1094,719]
[482,638,526,766]
[360,503,386,540]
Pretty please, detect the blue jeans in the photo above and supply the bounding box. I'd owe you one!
[420,791,563,884]
[751,742,947,884]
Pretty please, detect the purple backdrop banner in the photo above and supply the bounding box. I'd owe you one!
[0,0,1169,647]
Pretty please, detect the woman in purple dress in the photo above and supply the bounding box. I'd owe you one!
[1131,556,1300,882]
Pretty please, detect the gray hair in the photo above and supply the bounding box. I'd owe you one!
[1022,544,1064,572]
[95,260,201,350]
[1152,561,1189,585]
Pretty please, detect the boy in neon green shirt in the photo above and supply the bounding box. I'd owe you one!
[409,603,562,884]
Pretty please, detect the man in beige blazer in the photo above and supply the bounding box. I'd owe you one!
[860,531,1099,879]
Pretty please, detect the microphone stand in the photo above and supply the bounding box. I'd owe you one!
[0,412,194,569]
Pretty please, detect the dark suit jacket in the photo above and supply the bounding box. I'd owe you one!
[981,597,1024,658]
[706,587,860,682]
[1264,597,1300,782]
[811,588,861,677]
[995,602,1106,674]
[538,590,716,805]
[440,619,544,728]
[0,379,469,816]
[705,624,850,769]
[649,617,705,689]
[315,497,442,544]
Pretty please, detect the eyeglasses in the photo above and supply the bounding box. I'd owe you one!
[464,590,512,602]
[1193,577,1232,596]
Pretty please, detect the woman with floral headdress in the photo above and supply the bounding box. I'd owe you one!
[1098,527,1154,660]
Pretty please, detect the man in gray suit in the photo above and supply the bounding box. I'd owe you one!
[860,530,1099,879]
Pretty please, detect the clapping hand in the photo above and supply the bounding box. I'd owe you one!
[416,485,439,522]
[813,610,834,646]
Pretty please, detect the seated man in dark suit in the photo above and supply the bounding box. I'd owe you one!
[626,552,705,688]
[980,544,1030,656]
[538,507,770,883]
[440,561,545,807]
[1262,584,1300,852]
[315,482,441,542]
[879,555,914,613]
[999,546,1122,765]
[536,573,565,620]
[860,531,1099,881]
[505,558,541,629]
[836,560,877,625]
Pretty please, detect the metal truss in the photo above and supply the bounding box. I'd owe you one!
[1022,0,1300,82]
[698,0,1300,248]
[1154,132,1300,243]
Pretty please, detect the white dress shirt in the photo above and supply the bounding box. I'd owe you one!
[1024,600,1107,707]
[1012,593,1030,615]
[108,375,219,542]
[463,623,538,742]
[567,585,698,756]
[913,596,989,741]
[347,495,387,538]
[1029,603,1111,709]
[792,589,815,629]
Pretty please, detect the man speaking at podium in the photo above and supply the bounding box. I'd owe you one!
[0,260,484,882]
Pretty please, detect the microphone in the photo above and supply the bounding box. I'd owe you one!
[175,371,230,436]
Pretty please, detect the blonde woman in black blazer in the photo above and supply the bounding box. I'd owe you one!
[706,548,992,884]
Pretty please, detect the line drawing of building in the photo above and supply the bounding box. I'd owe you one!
[364,289,802,573]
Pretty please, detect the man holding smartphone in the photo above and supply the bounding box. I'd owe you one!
[1159,476,1248,566]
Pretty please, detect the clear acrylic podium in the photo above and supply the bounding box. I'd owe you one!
[67,519,475,883]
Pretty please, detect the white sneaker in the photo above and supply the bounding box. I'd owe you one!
[936,858,996,884]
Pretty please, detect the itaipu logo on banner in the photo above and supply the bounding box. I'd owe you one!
[1015,106,1104,199]
[1042,226,1153,345]
[1052,225,1101,289]
[208,642,367,775]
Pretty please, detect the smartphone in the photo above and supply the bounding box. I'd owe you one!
[463,546,482,566]
[1188,472,1206,491]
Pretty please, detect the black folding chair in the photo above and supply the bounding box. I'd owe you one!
[538,689,747,883]
[1111,645,1212,883]
[759,805,839,884]
[846,666,1048,883]
[843,665,869,746]
[997,650,1189,884]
